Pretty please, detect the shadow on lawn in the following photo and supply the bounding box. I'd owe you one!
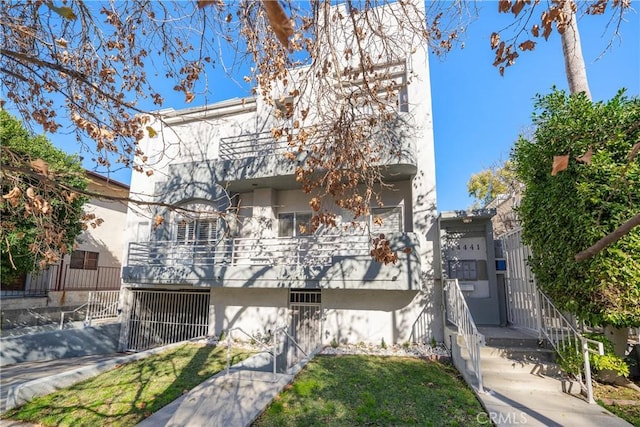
[3,344,252,426]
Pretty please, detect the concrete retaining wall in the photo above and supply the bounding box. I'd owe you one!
[1,304,85,330]
[0,322,121,366]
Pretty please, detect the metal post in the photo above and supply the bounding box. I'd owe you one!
[583,339,595,404]
[59,312,65,330]
[226,329,231,376]
[476,334,484,393]
[85,292,93,326]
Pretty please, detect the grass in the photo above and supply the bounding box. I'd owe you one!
[594,380,640,426]
[2,343,253,427]
[253,355,487,426]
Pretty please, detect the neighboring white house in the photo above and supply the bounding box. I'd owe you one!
[1,171,129,328]
[119,2,441,353]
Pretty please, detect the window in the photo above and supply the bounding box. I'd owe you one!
[70,250,99,270]
[278,212,312,237]
[341,61,409,113]
[290,289,321,305]
[448,260,477,281]
[176,217,218,244]
[370,206,403,233]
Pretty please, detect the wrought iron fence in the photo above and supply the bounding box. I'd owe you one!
[1,265,121,299]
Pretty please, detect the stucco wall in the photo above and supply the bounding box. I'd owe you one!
[208,288,288,338]
[78,199,128,266]
[322,289,438,344]
[207,287,441,346]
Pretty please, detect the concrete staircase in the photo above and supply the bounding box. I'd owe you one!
[449,326,633,427]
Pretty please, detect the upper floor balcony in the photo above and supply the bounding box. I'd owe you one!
[122,232,422,291]
[216,126,418,192]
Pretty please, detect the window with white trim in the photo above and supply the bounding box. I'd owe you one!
[70,250,99,270]
[176,217,218,244]
[278,212,312,237]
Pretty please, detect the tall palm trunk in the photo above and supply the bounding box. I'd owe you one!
[561,0,591,99]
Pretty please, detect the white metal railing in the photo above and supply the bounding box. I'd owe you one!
[445,278,485,393]
[225,326,309,381]
[537,290,604,404]
[218,123,415,164]
[127,234,375,267]
[85,290,121,326]
[59,303,89,329]
[226,327,278,381]
[499,226,605,404]
[219,130,294,160]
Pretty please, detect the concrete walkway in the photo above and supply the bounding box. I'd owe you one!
[454,326,634,427]
[136,352,307,427]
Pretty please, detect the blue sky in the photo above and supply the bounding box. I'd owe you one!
[431,3,640,211]
[51,2,639,213]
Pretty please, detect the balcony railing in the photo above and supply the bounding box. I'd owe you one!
[219,130,293,160]
[127,235,375,268]
[218,125,415,166]
[0,265,122,298]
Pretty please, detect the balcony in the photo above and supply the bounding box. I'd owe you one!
[216,127,418,192]
[123,233,422,290]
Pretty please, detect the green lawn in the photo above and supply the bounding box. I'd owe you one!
[253,355,487,427]
[2,343,253,427]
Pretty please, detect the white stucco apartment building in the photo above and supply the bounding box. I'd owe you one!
[119,2,443,354]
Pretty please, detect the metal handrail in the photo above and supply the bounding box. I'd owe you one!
[59,303,89,330]
[445,278,485,393]
[224,326,310,382]
[85,301,119,326]
[537,290,604,404]
[85,290,121,326]
[276,326,308,358]
[226,327,278,381]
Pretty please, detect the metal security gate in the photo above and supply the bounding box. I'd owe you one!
[125,290,210,351]
[288,289,322,361]
[499,227,541,333]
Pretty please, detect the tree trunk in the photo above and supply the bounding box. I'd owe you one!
[604,325,629,358]
[561,1,591,98]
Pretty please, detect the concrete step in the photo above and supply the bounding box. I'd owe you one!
[459,348,562,378]
[480,354,563,377]
[481,345,555,361]
[484,335,543,348]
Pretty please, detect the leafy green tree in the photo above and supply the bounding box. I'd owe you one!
[467,161,519,207]
[1,111,88,284]
[512,89,640,330]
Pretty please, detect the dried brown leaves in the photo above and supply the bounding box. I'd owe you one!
[491,1,631,75]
